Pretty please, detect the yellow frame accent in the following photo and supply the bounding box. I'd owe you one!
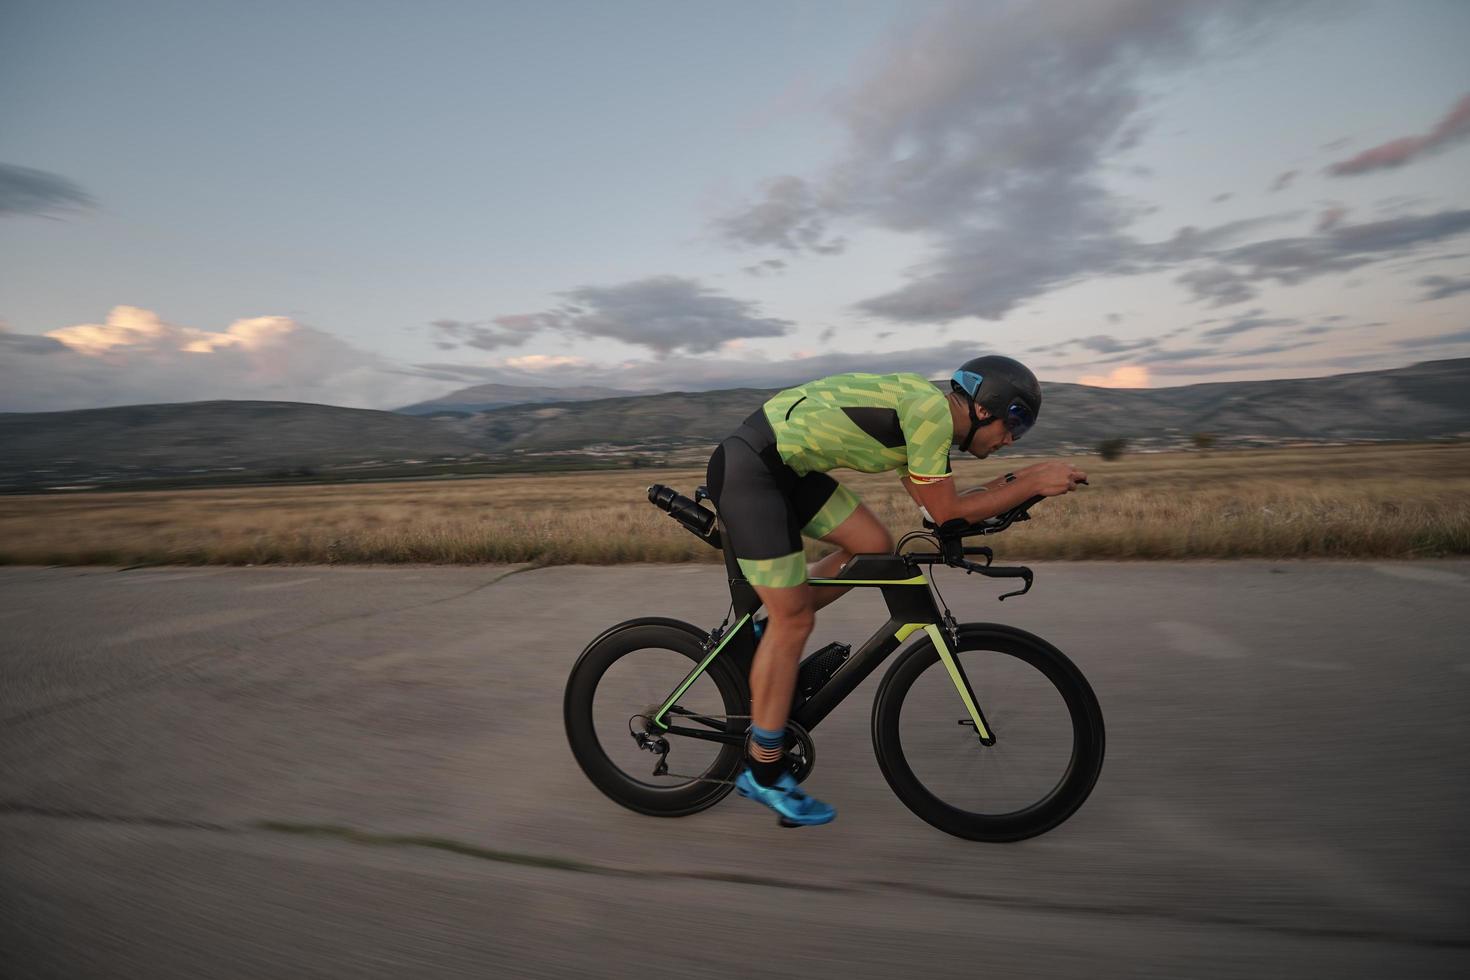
[894,622,926,642]
[923,623,991,741]
[653,614,750,728]
[808,575,929,587]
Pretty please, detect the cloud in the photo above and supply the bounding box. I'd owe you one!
[1175,265,1259,306]
[1232,339,1317,357]
[1316,204,1349,232]
[429,318,538,351]
[1270,170,1298,192]
[716,176,846,254]
[0,306,445,412]
[1077,365,1150,388]
[1391,327,1470,349]
[1135,346,1217,363]
[1419,274,1470,301]
[415,339,999,394]
[1071,334,1158,354]
[742,258,789,277]
[715,0,1303,324]
[1212,192,1234,203]
[0,163,95,218]
[46,306,299,355]
[1029,330,1185,367]
[1327,93,1470,176]
[497,276,794,355]
[1199,312,1297,341]
[0,323,69,355]
[502,354,588,370]
[1178,208,1470,305]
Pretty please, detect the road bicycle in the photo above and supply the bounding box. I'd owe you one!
[564,483,1105,841]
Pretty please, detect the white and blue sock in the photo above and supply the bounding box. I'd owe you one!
[747,724,786,786]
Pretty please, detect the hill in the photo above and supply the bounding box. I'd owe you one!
[3,358,1468,490]
[395,382,635,416]
[438,357,1470,454]
[0,401,484,489]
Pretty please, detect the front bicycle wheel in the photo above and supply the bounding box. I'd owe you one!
[564,620,748,817]
[871,624,1104,842]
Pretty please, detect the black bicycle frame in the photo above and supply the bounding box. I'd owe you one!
[651,544,996,745]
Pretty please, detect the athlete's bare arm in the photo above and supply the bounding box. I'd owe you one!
[901,460,1087,524]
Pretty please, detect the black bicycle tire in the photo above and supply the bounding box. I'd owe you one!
[564,620,748,817]
[871,624,1105,842]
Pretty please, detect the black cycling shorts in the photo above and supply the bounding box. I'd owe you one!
[705,411,859,587]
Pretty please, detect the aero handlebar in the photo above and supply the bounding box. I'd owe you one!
[648,478,1085,598]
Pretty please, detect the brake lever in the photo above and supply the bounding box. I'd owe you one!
[996,568,1034,601]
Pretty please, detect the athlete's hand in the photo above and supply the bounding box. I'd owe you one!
[1027,461,1089,498]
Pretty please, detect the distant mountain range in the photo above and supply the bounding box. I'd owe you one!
[395,382,636,416]
[3,358,1468,491]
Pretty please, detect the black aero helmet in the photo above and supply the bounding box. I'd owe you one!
[950,355,1042,451]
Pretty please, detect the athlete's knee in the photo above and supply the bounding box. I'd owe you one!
[769,605,815,638]
[866,525,895,553]
[762,589,815,636]
[842,524,893,556]
[824,505,893,556]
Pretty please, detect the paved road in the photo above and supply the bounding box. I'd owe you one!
[2,562,1468,978]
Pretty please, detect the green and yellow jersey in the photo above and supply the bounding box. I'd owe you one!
[761,372,955,484]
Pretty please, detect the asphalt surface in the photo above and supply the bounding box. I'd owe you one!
[2,561,1468,979]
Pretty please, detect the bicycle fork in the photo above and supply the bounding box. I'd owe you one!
[896,623,996,745]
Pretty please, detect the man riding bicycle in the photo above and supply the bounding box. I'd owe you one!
[705,354,1088,826]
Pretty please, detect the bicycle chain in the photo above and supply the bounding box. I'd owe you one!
[637,713,814,785]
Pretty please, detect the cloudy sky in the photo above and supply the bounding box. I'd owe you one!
[2,0,1469,412]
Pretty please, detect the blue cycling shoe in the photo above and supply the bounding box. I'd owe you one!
[734,769,836,827]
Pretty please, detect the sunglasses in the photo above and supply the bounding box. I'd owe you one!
[1001,399,1035,440]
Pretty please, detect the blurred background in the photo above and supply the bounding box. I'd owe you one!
[2,1,1468,976]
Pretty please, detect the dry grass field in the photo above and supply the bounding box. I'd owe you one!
[2,442,1468,566]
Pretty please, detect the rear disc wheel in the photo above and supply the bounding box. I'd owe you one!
[565,623,748,817]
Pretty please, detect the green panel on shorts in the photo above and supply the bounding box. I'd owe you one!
[800,483,860,540]
[737,552,808,588]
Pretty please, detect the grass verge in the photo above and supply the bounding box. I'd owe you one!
[2,442,1467,564]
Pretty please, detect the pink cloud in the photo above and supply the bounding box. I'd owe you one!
[1327,93,1470,176]
[1316,204,1349,232]
[1077,365,1149,389]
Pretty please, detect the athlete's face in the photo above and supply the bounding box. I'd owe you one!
[967,408,1014,459]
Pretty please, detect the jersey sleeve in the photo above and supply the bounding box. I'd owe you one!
[896,385,953,484]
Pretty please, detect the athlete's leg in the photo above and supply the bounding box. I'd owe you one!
[706,429,834,820]
[806,501,894,613]
[791,477,859,612]
[748,581,815,734]
[706,436,812,783]
[743,580,817,790]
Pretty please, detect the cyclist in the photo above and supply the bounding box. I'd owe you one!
[705,355,1088,826]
